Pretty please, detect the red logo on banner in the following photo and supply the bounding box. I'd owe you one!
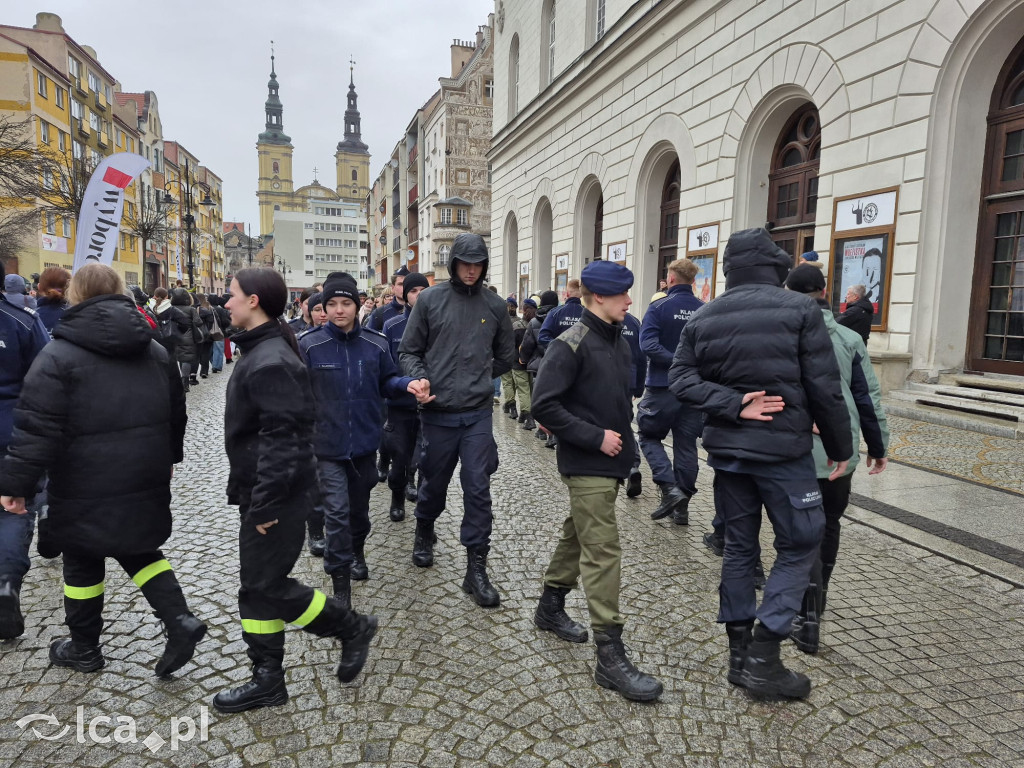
[102,167,134,189]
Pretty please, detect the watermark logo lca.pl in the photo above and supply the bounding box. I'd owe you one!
[16,706,210,753]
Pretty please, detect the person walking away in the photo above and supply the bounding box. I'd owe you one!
[382,273,432,522]
[196,294,216,379]
[667,228,852,701]
[398,234,515,607]
[500,297,531,424]
[783,265,888,654]
[207,295,226,373]
[34,266,71,337]
[0,262,50,638]
[520,290,559,439]
[516,298,539,430]
[216,267,378,713]
[531,260,663,702]
[0,263,205,676]
[169,288,200,390]
[638,259,706,524]
[298,273,431,608]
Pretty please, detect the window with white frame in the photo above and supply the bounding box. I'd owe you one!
[87,71,100,92]
[37,72,47,98]
[45,212,56,234]
[73,140,84,160]
[67,56,80,78]
[43,167,53,190]
[89,111,100,131]
[55,87,64,108]
[440,208,452,225]
[58,131,66,151]
[62,218,72,238]
[457,208,468,226]
[71,100,82,119]
[597,0,606,40]
[40,121,50,144]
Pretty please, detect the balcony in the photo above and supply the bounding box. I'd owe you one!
[96,131,108,148]
[94,91,108,112]
[408,185,418,207]
[75,116,90,137]
[408,145,418,166]
[408,224,419,242]
[74,77,86,96]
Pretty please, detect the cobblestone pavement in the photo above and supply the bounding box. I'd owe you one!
[1,369,1023,767]
[883,415,1024,496]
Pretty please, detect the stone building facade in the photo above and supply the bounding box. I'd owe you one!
[489,0,1024,387]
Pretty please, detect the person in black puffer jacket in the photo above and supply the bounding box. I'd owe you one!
[214,267,378,715]
[169,288,200,387]
[196,294,215,379]
[836,285,874,342]
[667,227,852,702]
[519,290,558,437]
[0,263,205,678]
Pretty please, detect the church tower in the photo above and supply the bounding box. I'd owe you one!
[256,48,295,238]
[335,60,371,207]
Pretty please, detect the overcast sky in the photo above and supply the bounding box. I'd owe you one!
[14,1,494,228]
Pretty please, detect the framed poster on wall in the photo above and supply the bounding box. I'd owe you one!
[605,241,626,264]
[686,222,719,302]
[828,188,899,332]
[518,261,530,302]
[555,254,569,297]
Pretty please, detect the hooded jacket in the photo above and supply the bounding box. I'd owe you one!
[168,290,199,364]
[398,234,515,414]
[0,295,186,556]
[520,303,556,373]
[667,228,852,464]
[224,321,316,525]
[299,322,413,460]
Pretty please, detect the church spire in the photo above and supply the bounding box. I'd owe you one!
[337,56,369,155]
[259,41,291,146]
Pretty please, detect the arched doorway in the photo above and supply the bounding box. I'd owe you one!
[658,159,681,282]
[503,212,519,297]
[767,103,820,262]
[574,176,603,275]
[968,37,1024,374]
[533,198,553,292]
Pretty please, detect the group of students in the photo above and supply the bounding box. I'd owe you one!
[0,222,889,714]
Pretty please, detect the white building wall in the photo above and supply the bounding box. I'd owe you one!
[490,0,1024,379]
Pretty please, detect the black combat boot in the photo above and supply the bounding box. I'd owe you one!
[507,402,518,421]
[389,488,406,523]
[49,637,105,673]
[376,454,389,484]
[703,531,724,556]
[741,625,811,700]
[501,400,512,415]
[534,586,587,643]
[650,483,685,520]
[351,539,369,581]
[672,493,691,525]
[725,622,753,686]
[625,469,642,499]
[0,579,25,640]
[404,469,419,503]
[335,611,379,683]
[593,627,663,701]
[412,518,435,567]
[331,569,351,611]
[535,427,546,439]
[462,546,500,607]
[307,527,326,558]
[518,409,528,423]
[521,412,536,430]
[790,582,821,655]
[545,433,558,449]
[212,662,287,713]
[155,614,207,677]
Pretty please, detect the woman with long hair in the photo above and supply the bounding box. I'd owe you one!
[215,267,377,713]
[195,293,215,379]
[169,288,200,390]
[0,263,205,676]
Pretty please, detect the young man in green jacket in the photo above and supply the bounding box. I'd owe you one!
[784,264,889,654]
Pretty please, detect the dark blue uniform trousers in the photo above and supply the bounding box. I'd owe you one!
[415,411,499,548]
[637,387,702,496]
[318,454,377,575]
[383,407,420,492]
[714,468,824,636]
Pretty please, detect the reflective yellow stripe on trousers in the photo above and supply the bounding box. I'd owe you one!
[64,582,105,600]
[132,559,172,588]
[240,618,285,634]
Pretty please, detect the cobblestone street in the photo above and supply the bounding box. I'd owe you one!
[1,368,1023,768]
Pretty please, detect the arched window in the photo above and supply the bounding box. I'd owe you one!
[541,0,556,87]
[767,103,820,261]
[272,160,279,174]
[351,169,358,181]
[593,194,603,265]
[970,36,1024,373]
[439,244,451,264]
[658,160,681,280]
[508,34,520,116]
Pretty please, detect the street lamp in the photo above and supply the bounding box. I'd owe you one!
[276,255,293,297]
[163,157,214,289]
[246,223,263,267]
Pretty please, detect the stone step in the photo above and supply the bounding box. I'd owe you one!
[904,383,1024,409]
[940,373,1024,395]
[887,390,1024,422]
[882,399,1023,440]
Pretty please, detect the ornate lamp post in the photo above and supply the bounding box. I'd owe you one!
[162,157,214,289]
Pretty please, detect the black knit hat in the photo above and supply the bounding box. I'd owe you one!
[402,272,430,294]
[784,264,827,294]
[539,290,559,307]
[322,272,359,305]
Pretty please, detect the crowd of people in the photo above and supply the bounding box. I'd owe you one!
[0,225,887,713]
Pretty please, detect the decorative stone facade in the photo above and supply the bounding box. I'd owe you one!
[489,0,1024,383]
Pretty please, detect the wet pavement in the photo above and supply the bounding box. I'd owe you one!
[0,368,1022,767]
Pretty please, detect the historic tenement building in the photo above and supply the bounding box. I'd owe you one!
[489,0,1024,389]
